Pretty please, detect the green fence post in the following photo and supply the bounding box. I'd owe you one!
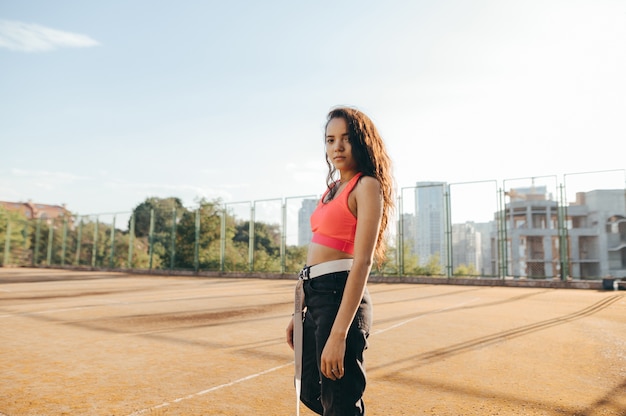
[75,218,83,266]
[34,218,42,266]
[170,208,177,270]
[444,185,453,278]
[249,204,255,272]
[194,209,200,272]
[128,214,135,268]
[46,224,53,265]
[109,215,116,269]
[496,188,505,279]
[280,200,286,274]
[499,188,509,278]
[148,209,155,271]
[3,219,11,266]
[91,217,99,268]
[220,207,226,272]
[22,222,29,265]
[398,191,404,276]
[61,217,68,266]
[558,183,569,280]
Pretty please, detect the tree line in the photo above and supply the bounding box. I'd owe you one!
[0,197,307,273]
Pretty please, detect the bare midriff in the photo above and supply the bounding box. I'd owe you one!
[306,242,354,267]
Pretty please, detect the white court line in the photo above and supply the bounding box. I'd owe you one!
[127,362,293,416]
[126,297,479,415]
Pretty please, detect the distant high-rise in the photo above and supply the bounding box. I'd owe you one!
[415,181,446,266]
[451,222,482,273]
[298,199,318,246]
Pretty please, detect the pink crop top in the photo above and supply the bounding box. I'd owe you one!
[310,173,363,254]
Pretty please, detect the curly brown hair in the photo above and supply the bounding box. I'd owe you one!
[324,106,395,266]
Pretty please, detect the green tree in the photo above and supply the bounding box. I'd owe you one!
[125,234,154,269]
[378,238,422,276]
[69,215,153,269]
[130,197,186,269]
[29,216,71,266]
[235,221,281,272]
[284,245,308,273]
[421,253,443,276]
[175,198,223,271]
[131,197,185,237]
[454,263,478,277]
[0,207,31,266]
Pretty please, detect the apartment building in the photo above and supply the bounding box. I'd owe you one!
[493,187,626,279]
[567,190,626,278]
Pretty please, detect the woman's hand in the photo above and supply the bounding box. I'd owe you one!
[286,316,295,350]
[320,333,346,380]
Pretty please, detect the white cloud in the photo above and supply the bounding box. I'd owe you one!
[0,19,99,52]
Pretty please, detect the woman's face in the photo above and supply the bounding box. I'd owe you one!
[325,117,357,173]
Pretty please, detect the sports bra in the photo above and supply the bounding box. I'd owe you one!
[310,172,363,254]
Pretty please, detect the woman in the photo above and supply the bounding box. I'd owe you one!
[286,106,394,415]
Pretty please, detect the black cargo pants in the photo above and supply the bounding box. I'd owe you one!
[300,271,373,416]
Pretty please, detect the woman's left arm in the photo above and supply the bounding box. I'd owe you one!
[320,176,382,380]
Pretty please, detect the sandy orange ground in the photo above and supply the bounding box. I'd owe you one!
[0,268,625,416]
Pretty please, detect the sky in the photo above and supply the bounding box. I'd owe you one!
[1,0,625,224]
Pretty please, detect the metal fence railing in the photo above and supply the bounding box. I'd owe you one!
[2,170,625,280]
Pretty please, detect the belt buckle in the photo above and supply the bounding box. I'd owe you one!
[299,266,310,280]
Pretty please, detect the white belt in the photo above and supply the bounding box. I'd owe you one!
[299,258,354,280]
[293,258,353,416]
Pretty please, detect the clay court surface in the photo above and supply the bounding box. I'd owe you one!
[1,268,625,416]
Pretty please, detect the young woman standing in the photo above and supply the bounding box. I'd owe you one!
[286,106,394,415]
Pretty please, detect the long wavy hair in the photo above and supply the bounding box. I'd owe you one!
[324,106,395,266]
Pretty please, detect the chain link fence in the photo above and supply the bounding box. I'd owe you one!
[2,170,625,280]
